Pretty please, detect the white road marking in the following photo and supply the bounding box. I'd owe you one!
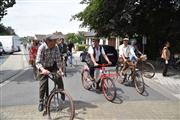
[0,67,30,87]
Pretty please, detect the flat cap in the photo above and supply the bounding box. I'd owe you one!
[46,34,59,40]
[123,38,129,41]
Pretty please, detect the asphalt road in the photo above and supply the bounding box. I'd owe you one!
[0,58,173,107]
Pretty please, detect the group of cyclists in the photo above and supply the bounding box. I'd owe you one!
[86,37,143,89]
[28,34,146,113]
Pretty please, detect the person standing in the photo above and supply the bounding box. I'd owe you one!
[161,41,171,77]
[36,34,64,112]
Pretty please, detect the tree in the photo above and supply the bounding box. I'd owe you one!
[0,24,16,35]
[65,33,79,43]
[65,32,86,44]
[73,0,180,59]
[0,0,16,35]
[0,0,16,21]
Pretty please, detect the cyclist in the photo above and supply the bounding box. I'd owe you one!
[57,37,68,66]
[36,34,64,112]
[29,39,39,79]
[29,39,39,64]
[118,37,138,86]
[87,37,112,89]
[67,41,75,66]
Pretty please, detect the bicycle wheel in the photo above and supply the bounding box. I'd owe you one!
[102,77,116,102]
[81,70,92,90]
[139,61,155,79]
[47,89,75,120]
[116,64,125,84]
[134,71,145,94]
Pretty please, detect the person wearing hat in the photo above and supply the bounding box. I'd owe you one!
[36,34,64,112]
[87,37,112,90]
[57,37,68,66]
[118,37,138,86]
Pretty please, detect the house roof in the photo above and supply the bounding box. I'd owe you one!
[35,34,46,41]
[84,31,96,37]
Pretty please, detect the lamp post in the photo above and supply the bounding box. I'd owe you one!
[142,35,147,54]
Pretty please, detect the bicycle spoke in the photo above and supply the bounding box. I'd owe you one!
[134,72,145,94]
[81,70,92,90]
[47,90,74,120]
[102,78,116,101]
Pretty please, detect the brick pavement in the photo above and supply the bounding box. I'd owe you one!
[1,101,179,120]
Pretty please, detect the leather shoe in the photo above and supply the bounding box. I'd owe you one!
[38,102,44,112]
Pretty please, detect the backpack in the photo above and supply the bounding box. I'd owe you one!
[101,45,118,66]
[85,46,102,67]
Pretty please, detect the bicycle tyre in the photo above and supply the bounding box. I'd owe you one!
[47,89,75,120]
[81,70,92,90]
[139,61,155,79]
[134,71,145,94]
[116,64,125,84]
[102,77,116,102]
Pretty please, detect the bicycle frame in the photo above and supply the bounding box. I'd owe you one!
[95,66,118,81]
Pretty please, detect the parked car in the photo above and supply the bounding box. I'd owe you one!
[0,41,3,56]
[80,48,88,62]
[79,45,118,66]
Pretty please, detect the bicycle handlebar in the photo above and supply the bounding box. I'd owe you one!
[95,64,111,67]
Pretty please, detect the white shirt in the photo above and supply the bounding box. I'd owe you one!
[88,46,105,62]
[119,44,137,58]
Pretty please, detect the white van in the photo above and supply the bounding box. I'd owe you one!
[0,36,21,54]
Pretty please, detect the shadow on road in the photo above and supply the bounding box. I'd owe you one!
[73,100,98,120]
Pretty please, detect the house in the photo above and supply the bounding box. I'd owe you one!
[83,31,122,49]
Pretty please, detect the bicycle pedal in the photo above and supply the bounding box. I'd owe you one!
[43,110,47,116]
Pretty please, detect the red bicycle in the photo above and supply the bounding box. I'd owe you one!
[81,64,117,102]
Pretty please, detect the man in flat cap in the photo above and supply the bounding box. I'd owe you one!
[36,34,64,112]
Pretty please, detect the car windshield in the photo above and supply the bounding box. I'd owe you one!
[0,42,2,46]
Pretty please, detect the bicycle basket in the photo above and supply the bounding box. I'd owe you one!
[140,54,147,61]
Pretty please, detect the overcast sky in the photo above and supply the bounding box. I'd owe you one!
[1,0,87,37]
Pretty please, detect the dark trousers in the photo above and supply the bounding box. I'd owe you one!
[88,61,101,79]
[39,67,64,102]
[162,60,169,76]
[87,61,101,88]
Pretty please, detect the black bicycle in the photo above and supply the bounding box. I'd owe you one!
[43,72,75,120]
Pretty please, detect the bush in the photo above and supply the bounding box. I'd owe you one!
[76,44,87,51]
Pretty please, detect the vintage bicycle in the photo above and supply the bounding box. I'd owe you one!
[42,72,75,120]
[136,54,155,79]
[81,64,117,102]
[116,58,145,94]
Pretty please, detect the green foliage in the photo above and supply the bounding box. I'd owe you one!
[0,0,16,21]
[0,24,16,35]
[0,0,16,35]
[76,44,87,51]
[65,32,86,44]
[74,0,180,59]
